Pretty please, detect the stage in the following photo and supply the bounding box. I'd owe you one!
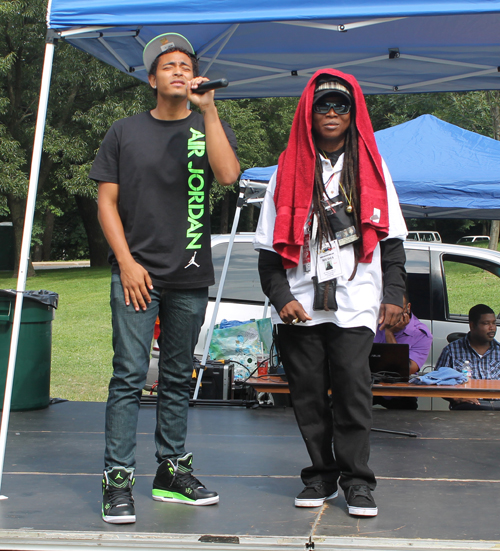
[0,401,499,550]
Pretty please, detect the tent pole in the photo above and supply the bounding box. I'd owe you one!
[0,38,56,499]
[192,187,245,401]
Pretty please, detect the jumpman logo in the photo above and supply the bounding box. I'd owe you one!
[184,252,200,269]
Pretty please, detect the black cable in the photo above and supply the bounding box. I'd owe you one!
[371,371,407,384]
[242,359,269,383]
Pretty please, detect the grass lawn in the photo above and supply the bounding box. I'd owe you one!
[0,267,113,402]
[444,261,500,316]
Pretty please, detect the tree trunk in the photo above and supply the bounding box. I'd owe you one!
[42,209,55,261]
[489,91,500,140]
[6,193,36,278]
[487,92,500,252]
[244,204,255,232]
[74,195,109,267]
[32,244,43,262]
[489,220,500,251]
[219,192,230,234]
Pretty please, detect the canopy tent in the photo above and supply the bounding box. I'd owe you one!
[375,114,500,219]
[47,1,500,98]
[3,0,500,497]
[241,115,500,219]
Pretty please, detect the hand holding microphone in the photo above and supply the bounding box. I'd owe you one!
[191,78,229,94]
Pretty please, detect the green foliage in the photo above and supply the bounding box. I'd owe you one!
[366,90,499,137]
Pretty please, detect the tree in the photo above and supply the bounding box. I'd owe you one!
[0,0,157,271]
[211,97,297,233]
[0,1,298,265]
[486,91,500,251]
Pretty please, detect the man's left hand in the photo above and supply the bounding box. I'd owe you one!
[378,303,403,331]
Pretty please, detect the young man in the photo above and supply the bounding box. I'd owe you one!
[254,70,407,517]
[436,304,499,409]
[89,33,239,524]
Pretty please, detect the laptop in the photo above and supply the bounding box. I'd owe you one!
[369,343,410,382]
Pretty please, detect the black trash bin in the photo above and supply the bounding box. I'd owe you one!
[0,223,15,271]
[0,290,59,411]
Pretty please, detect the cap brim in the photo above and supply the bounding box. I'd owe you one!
[313,89,352,105]
[143,33,195,72]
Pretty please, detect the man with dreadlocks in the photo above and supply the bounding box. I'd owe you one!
[254,70,407,517]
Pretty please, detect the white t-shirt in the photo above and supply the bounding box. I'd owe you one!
[253,154,407,333]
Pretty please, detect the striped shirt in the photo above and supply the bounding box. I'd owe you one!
[436,334,500,380]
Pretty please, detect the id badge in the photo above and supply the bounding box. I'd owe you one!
[316,240,343,283]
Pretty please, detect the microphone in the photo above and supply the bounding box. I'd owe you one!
[192,78,229,94]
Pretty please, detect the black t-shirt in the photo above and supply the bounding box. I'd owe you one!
[89,111,238,289]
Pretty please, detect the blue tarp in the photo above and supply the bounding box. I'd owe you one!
[46,1,500,98]
[240,115,500,219]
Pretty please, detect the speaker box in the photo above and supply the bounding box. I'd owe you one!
[191,361,234,400]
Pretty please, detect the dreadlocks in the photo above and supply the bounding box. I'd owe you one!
[311,109,360,279]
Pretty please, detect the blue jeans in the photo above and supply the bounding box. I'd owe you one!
[104,274,208,470]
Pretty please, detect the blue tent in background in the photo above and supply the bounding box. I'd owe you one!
[376,115,500,218]
[241,115,500,219]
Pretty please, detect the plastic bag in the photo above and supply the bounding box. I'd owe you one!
[209,318,272,380]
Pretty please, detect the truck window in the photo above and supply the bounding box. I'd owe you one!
[442,255,500,320]
[210,242,265,303]
[405,248,431,320]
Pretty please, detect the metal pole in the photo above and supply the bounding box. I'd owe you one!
[263,297,269,319]
[192,188,246,401]
[0,38,56,499]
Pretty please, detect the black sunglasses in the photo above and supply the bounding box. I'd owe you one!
[313,101,351,115]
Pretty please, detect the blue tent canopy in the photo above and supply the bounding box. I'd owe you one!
[241,115,500,219]
[376,115,500,218]
[46,0,500,98]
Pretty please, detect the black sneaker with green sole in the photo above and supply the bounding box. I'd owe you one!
[152,452,219,506]
[102,467,136,524]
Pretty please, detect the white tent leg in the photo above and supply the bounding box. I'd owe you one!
[192,188,245,401]
[263,296,269,319]
[0,39,56,499]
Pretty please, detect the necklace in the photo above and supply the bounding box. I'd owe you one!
[338,180,354,213]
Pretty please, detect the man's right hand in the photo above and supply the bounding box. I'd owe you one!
[279,300,312,325]
[119,259,153,311]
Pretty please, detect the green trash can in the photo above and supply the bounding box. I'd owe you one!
[0,290,59,411]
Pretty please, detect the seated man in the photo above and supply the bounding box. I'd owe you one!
[436,304,500,410]
[373,292,432,409]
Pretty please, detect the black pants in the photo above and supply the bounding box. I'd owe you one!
[277,323,376,492]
